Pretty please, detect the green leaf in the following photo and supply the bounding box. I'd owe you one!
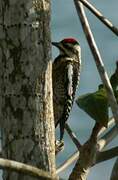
[76,88,109,127]
[76,61,118,127]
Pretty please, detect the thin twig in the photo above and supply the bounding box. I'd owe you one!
[76,0,118,36]
[74,0,118,127]
[0,158,52,179]
[96,146,118,164]
[65,123,82,149]
[97,126,118,151]
[56,151,79,174]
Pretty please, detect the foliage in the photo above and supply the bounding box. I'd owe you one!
[76,61,118,127]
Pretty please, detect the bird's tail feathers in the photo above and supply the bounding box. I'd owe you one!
[60,120,65,141]
[59,96,73,141]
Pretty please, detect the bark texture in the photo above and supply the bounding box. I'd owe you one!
[0,0,56,179]
[69,140,96,180]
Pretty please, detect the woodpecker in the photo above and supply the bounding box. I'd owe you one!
[52,38,81,141]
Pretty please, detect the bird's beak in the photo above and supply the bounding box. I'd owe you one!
[52,42,60,48]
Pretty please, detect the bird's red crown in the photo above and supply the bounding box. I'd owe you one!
[62,38,78,44]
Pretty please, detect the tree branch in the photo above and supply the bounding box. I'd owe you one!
[68,122,102,179]
[65,123,82,149]
[69,140,97,180]
[98,117,115,136]
[89,123,103,141]
[76,0,118,36]
[56,151,79,174]
[74,0,118,127]
[56,121,117,174]
[0,158,53,179]
[97,125,118,151]
[110,158,118,180]
[96,146,118,164]
[69,1,118,178]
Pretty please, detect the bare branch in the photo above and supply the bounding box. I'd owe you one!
[97,126,118,151]
[0,158,53,180]
[74,0,118,127]
[110,158,118,180]
[56,118,116,174]
[96,146,118,164]
[98,117,115,136]
[89,123,103,141]
[56,151,79,174]
[56,124,117,176]
[56,124,118,174]
[65,123,82,149]
[69,1,118,178]
[68,123,102,179]
[76,0,118,36]
[69,140,97,180]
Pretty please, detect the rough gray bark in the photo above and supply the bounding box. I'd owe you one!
[0,0,56,179]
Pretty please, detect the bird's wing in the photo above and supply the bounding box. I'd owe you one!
[59,63,74,140]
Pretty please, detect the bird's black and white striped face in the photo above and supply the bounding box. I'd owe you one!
[52,38,80,58]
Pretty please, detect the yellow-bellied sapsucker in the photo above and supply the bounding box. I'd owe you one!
[52,38,81,141]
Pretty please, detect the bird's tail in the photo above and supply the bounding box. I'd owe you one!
[59,96,73,141]
[59,120,65,142]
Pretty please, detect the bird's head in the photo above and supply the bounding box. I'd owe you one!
[52,38,80,57]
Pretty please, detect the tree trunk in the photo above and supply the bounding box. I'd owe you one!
[0,0,56,179]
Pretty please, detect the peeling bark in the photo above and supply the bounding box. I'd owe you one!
[0,0,56,179]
